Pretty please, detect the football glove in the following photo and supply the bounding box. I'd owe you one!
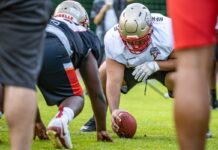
[132,61,160,82]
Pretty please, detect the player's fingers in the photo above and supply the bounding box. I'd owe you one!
[104,136,113,142]
[111,120,119,132]
[142,74,149,83]
[112,111,121,122]
[97,132,113,142]
[112,124,118,132]
[132,68,138,76]
[40,133,48,140]
[35,124,49,140]
[115,114,122,122]
[102,134,113,142]
[134,71,141,80]
[112,121,119,131]
[137,72,145,81]
[111,110,122,131]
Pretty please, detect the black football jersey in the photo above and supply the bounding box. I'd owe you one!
[47,18,101,68]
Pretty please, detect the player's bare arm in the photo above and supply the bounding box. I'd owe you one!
[106,58,125,112]
[79,52,112,142]
[156,52,177,71]
[106,58,126,131]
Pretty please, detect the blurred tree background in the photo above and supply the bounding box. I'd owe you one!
[52,0,166,30]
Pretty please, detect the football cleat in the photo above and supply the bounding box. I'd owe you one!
[211,100,218,109]
[206,129,212,138]
[47,118,72,149]
[80,117,96,132]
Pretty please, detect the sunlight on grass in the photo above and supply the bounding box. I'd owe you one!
[0,82,217,150]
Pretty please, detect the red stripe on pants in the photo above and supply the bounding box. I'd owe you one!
[65,67,83,96]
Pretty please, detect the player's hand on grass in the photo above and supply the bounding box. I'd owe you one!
[34,122,48,140]
[132,61,160,82]
[111,109,125,132]
[97,130,113,142]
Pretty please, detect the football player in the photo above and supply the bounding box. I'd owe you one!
[103,3,176,131]
[82,4,215,139]
[36,0,112,148]
[81,2,176,133]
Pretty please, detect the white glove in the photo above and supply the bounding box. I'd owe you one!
[132,61,160,82]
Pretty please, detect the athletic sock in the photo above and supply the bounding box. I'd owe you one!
[55,105,75,124]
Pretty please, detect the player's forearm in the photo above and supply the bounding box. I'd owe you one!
[84,75,108,131]
[106,59,124,113]
[79,53,108,131]
[156,58,176,71]
[106,81,121,113]
[89,92,107,131]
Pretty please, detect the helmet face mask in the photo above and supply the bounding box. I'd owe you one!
[118,3,152,54]
[54,0,90,28]
[120,29,152,54]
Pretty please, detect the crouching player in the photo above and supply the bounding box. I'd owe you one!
[105,3,212,138]
[36,1,112,148]
[102,3,176,132]
[82,3,176,132]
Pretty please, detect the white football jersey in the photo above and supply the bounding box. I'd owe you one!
[104,13,174,68]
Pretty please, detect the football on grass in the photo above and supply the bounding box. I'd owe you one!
[113,111,137,138]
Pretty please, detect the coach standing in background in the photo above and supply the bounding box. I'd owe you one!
[0,0,52,150]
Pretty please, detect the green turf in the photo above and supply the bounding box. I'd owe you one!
[0,81,217,150]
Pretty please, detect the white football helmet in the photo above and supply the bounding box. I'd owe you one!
[119,3,152,54]
[54,0,89,28]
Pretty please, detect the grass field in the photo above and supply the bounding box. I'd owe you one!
[0,81,217,150]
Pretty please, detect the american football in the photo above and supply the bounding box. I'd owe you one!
[1,0,216,150]
[114,111,137,138]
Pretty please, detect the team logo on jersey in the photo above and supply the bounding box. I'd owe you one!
[150,47,160,60]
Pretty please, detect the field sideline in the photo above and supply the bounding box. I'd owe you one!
[0,81,217,150]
